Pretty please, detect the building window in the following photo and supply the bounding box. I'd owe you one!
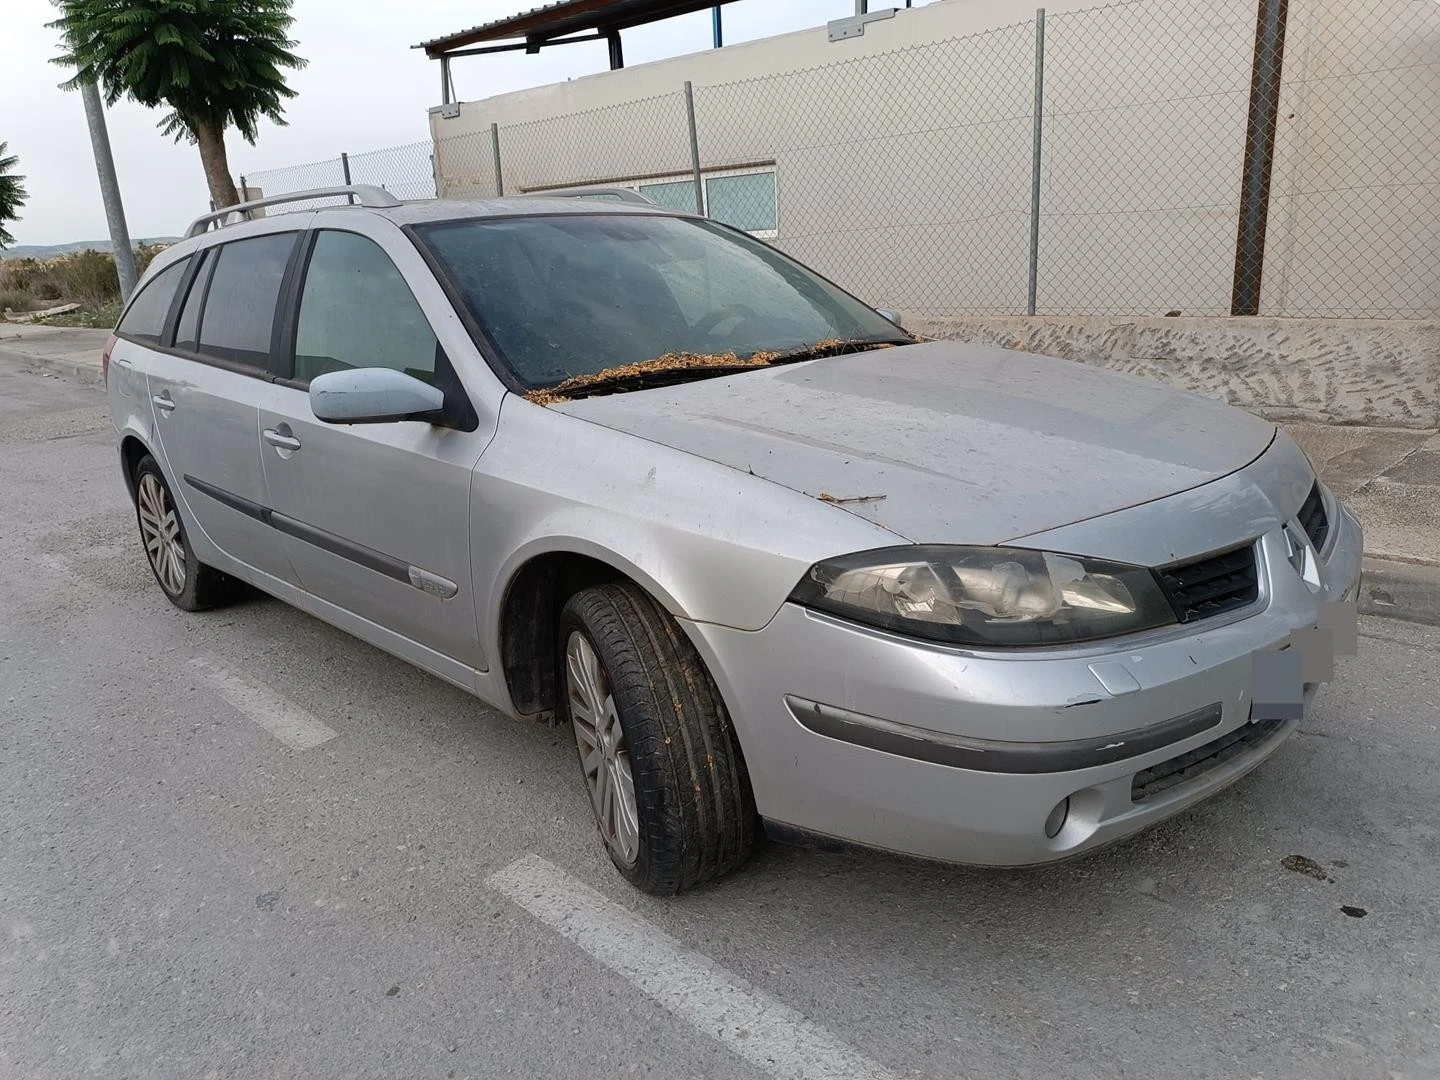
[547,166,777,238]
[705,172,776,236]
[636,179,699,214]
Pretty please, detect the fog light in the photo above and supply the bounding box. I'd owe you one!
[1044,797,1070,839]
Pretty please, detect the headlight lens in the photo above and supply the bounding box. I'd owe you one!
[789,545,1176,647]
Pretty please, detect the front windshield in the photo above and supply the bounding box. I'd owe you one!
[414,213,907,391]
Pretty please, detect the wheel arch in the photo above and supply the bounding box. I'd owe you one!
[119,432,155,500]
[493,539,695,721]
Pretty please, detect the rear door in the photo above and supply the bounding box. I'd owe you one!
[257,219,492,669]
[107,256,191,427]
[144,226,305,587]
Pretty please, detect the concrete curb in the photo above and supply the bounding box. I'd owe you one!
[1358,557,1440,627]
[0,341,105,386]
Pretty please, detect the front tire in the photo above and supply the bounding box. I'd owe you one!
[132,454,240,611]
[559,582,758,894]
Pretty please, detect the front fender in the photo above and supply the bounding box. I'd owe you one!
[470,397,905,656]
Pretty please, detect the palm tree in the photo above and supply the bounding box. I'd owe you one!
[0,142,27,249]
[50,0,305,209]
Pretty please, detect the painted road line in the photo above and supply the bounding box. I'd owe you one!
[487,854,902,1080]
[189,656,337,750]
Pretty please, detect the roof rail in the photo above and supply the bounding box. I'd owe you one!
[527,187,659,206]
[184,185,403,238]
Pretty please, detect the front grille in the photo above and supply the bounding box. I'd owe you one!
[1155,543,1259,624]
[1297,482,1330,551]
[1131,719,1286,801]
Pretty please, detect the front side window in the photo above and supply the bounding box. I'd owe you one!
[197,233,298,369]
[416,213,904,391]
[116,257,190,345]
[292,231,438,386]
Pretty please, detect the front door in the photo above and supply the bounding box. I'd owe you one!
[258,224,489,669]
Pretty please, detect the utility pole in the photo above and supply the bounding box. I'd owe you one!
[79,79,138,301]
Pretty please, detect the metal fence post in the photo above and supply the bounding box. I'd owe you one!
[490,123,504,197]
[340,152,353,203]
[1231,0,1289,317]
[684,80,705,216]
[1027,8,1046,317]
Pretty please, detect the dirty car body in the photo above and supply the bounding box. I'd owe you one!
[107,193,1362,889]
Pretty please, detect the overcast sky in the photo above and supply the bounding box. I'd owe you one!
[1,0,934,245]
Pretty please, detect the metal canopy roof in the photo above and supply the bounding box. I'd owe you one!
[416,0,744,57]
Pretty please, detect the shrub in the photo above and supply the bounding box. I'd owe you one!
[134,242,168,277]
[0,288,36,312]
[52,249,121,310]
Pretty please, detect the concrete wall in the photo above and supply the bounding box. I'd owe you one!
[1262,0,1440,319]
[428,0,1440,322]
[913,314,1440,430]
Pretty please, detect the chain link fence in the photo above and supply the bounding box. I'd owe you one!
[245,0,1440,322]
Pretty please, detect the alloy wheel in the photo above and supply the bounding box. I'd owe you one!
[566,630,640,865]
[137,472,186,596]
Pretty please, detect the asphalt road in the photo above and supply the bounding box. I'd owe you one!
[2,358,1437,1080]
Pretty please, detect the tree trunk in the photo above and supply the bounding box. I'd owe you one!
[194,119,240,209]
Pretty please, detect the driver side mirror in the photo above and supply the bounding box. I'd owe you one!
[876,307,904,328]
[309,367,447,425]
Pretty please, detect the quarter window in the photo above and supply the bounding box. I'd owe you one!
[292,231,438,385]
[172,250,212,353]
[116,258,190,345]
[197,233,298,369]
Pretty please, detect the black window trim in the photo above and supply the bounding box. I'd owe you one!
[164,248,213,351]
[129,230,306,382]
[113,255,194,349]
[402,210,914,397]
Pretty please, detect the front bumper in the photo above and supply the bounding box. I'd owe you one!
[685,502,1362,867]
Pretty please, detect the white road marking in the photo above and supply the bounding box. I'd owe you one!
[487,855,902,1080]
[189,656,337,750]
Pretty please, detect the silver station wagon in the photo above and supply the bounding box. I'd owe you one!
[107,185,1362,894]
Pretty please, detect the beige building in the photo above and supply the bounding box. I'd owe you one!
[427,0,1440,320]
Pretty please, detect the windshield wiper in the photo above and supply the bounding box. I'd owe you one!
[523,336,915,405]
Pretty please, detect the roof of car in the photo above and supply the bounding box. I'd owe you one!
[150,189,690,283]
[377,194,680,225]
[180,185,682,246]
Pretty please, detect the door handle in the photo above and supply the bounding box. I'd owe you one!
[152,392,175,413]
[116,358,133,368]
[263,428,302,452]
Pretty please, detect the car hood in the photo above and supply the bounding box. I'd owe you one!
[553,342,1277,544]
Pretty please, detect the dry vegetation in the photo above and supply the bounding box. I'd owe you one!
[0,244,168,325]
[524,338,899,405]
[524,350,780,405]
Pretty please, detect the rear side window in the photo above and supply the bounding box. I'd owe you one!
[197,233,298,369]
[172,249,212,353]
[116,258,190,345]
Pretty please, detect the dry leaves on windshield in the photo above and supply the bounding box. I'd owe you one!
[523,339,903,405]
[524,350,778,405]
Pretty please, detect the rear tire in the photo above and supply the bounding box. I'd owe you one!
[559,582,758,894]
[132,454,241,612]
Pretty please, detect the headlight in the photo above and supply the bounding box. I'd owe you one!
[789,545,1176,647]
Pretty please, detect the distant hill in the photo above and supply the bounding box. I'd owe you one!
[1,238,180,260]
